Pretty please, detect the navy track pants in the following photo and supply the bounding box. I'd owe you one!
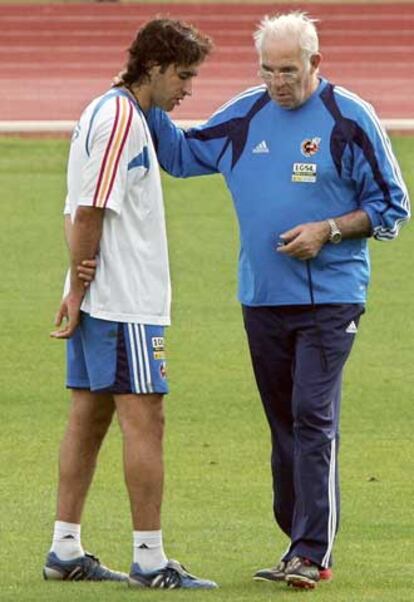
[242,303,364,567]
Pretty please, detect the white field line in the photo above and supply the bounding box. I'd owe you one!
[0,118,413,134]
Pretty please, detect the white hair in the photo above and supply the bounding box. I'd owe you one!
[254,11,319,58]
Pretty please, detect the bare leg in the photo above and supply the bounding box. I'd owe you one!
[56,389,115,523]
[114,393,164,530]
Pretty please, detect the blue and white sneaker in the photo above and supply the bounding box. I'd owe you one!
[128,559,218,589]
[43,551,128,581]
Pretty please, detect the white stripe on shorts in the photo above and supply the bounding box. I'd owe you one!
[139,324,153,393]
[133,324,147,394]
[127,323,141,393]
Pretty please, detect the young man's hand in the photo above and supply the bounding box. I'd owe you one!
[50,292,83,339]
[77,258,97,287]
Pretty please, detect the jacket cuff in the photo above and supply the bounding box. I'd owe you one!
[361,206,382,235]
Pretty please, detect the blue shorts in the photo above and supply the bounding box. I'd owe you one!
[66,312,169,395]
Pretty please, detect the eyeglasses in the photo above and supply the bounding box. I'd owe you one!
[258,68,299,84]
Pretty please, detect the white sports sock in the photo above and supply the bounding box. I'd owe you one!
[133,530,168,572]
[50,521,85,561]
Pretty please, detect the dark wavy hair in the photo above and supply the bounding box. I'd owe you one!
[117,18,213,86]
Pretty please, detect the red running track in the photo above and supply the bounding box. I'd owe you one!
[0,2,413,122]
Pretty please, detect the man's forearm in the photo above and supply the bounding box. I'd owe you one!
[64,214,72,250]
[334,209,372,240]
[51,207,103,339]
[69,207,104,296]
[279,209,373,260]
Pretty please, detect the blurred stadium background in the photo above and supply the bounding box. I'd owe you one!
[0,0,413,132]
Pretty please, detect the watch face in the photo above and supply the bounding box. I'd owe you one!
[327,219,342,244]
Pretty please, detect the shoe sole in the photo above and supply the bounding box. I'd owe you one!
[128,577,217,590]
[286,575,318,590]
[253,575,285,583]
[45,565,127,582]
[284,569,333,588]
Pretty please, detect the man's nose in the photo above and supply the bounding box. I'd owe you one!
[272,78,288,89]
[183,79,193,96]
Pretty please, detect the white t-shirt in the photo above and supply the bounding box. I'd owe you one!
[64,89,171,325]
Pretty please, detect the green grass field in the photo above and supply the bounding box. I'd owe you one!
[0,136,413,601]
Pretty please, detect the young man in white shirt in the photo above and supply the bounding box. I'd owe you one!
[44,18,216,590]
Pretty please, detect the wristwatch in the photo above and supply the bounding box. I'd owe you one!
[327,218,342,244]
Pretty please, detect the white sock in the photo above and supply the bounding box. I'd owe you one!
[133,530,168,572]
[50,521,85,561]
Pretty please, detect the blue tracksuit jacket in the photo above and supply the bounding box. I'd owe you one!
[148,78,410,306]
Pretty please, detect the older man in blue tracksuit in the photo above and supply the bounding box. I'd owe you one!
[147,12,410,589]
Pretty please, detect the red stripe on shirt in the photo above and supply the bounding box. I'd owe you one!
[103,101,134,208]
[93,96,121,207]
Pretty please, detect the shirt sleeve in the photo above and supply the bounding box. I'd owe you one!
[78,95,135,214]
[351,106,410,240]
[148,108,225,178]
[63,195,71,216]
[148,87,270,179]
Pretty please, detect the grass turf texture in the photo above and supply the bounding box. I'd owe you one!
[0,136,413,601]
